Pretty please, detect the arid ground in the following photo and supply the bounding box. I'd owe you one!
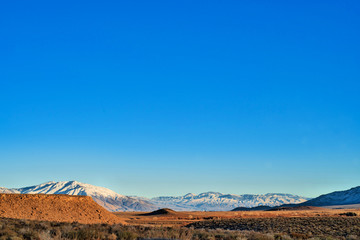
[0,194,123,225]
[1,194,360,239]
[114,207,360,227]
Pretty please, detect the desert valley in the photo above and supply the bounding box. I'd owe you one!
[0,181,360,239]
[2,1,359,239]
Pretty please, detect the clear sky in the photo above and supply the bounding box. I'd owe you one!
[1,1,359,198]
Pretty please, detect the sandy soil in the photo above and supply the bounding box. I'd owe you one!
[115,207,360,227]
[0,193,123,224]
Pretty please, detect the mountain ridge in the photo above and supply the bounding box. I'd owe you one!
[151,191,310,211]
[1,181,312,212]
[300,186,360,206]
[1,181,157,212]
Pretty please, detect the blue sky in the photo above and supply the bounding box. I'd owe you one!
[1,1,359,198]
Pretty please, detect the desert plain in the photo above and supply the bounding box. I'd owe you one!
[1,193,360,239]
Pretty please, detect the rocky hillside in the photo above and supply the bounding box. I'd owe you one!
[0,193,122,224]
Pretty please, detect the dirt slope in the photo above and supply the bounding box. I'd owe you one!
[0,194,122,224]
[140,208,178,216]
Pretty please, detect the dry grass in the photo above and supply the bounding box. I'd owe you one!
[114,208,360,227]
[1,213,360,239]
[0,217,292,240]
[1,206,360,239]
[187,216,360,239]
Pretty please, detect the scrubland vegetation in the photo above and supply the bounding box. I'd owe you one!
[1,216,360,240]
[188,216,360,239]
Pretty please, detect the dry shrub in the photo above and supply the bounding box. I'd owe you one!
[340,212,357,217]
[0,216,360,240]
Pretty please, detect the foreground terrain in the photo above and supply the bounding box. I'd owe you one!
[188,217,360,238]
[115,207,360,227]
[0,193,359,239]
[1,215,360,240]
[0,194,122,224]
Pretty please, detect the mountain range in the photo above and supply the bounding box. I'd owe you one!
[300,186,360,207]
[0,181,156,212]
[0,181,309,212]
[1,181,359,212]
[151,192,309,211]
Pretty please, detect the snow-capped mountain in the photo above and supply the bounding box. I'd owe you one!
[1,181,310,212]
[4,181,157,212]
[0,187,16,194]
[150,192,310,211]
[301,186,360,206]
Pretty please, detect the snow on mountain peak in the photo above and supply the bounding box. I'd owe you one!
[184,193,196,198]
[16,181,125,199]
[0,187,16,194]
[4,181,157,212]
[151,191,310,211]
[0,181,313,212]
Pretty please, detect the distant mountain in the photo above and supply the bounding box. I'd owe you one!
[301,186,360,206]
[150,192,309,211]
[3,181,157,212]
[1,181,310,212]
[0,187,16,194]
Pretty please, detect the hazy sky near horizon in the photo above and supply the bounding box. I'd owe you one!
[1,1,359,198]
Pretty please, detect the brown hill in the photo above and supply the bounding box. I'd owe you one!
[232,206,272,211]
[140,208,178,216]
[0,194,123,224]
[268,206,327,211]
